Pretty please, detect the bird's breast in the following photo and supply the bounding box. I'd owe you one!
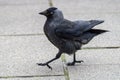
[44,24,63,48]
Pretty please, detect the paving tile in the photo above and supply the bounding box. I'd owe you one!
[0,0,46,5]
[68,65,120,80]
[0,76,65,80]
[0,35,64,76]
[66,49,120,80]
[65,49,120,65]
[53,0,120,14]
[0,0,49,35]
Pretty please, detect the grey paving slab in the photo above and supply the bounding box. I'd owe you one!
[65,49,120,65]
[52,0,120,21]
[68,65,120,80]
[0,35,64,76]
[0,0,49,35]
[0,76,65,80]
[0,0,47,5]
[53,0,120,14]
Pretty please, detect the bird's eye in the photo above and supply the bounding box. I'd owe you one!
[50,12,54,15]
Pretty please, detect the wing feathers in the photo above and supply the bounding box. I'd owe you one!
[55,20,105,40]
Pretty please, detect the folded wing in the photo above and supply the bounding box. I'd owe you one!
[55,20,105,40]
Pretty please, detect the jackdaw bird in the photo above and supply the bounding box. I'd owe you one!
[37,7,108,69]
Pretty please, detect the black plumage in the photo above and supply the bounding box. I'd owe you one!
[37,7,108,69]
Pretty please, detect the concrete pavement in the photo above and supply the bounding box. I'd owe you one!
[0,0,120,80]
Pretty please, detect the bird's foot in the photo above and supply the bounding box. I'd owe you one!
[67,60,84,66]
[37,63,52,70]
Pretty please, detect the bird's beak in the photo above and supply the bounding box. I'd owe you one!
[39,10,47,15]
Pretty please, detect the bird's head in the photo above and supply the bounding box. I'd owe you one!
[39,7,64,19]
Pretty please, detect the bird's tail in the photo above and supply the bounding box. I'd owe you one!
[89,20,104,27]
[88,29,108,36]
[76,29,108,44]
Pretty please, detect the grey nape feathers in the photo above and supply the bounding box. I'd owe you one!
[37,7,108,69]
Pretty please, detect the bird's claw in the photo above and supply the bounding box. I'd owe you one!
[67,60,84,66]
[37,63,52,70]
[67,62,75,66]
[46,64,52,70]
[75,60,84,63]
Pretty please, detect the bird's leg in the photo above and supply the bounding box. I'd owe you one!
[67,53,84,66]
[37,51,62,70]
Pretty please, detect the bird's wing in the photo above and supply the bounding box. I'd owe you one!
[74,20,104,32]
[55,20,79,39]
[55,20,104,39]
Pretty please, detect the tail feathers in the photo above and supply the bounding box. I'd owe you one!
[75,29,108,44]
[87,29,108,35]
[89,20,104,27]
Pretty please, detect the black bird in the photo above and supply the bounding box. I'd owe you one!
[37,7,108,69]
